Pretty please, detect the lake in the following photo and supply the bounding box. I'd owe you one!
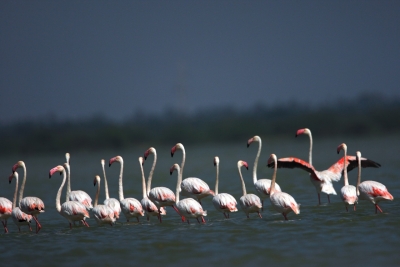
[0,135,399,266]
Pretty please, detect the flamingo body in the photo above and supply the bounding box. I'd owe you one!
[358,181,393,204]
[0,197,12,233]
[180,177,215,203]
[212,193,238,215]
[120,198,144,221]
[239,194,262,218]
[340,185,358,207]
[60,201,90,225]
[270,192,300,217]
[11,207,32,232]
[148,187,176,208]
[92,205,116,225]
[69,190,93,210]
[176,198,207,222]
[104,198,121,219]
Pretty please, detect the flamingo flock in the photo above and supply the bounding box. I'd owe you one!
[0,128,394,233]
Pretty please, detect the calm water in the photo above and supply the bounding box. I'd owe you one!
[1,135,399,266]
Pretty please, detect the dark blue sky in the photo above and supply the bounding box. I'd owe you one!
[1,1,399,123]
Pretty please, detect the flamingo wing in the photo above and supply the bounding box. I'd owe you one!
[344,156,381,173]
[268,157,317,175]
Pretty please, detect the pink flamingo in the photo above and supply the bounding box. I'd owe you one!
[100,159,121,219]
[109,156,144,222]
[356,151,393,213]
[49,165,90,228]
[337,143,358,211]
[269,128,381,205]
[9,172,32,232]
[212,156,238,218]
[12,161,45,233]
[247,135,282,210]
[268,154,300,220]
[144,147,181,223]
[170,163,207,224]
[92,175,116,226]
[64,153,93,210]
[138,156,166,221]
[237,160,262,219]
[171,143,214,204]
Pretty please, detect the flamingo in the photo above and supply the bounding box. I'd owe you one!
[170,163,207,224]
[109,156,144,222]
[268,128,381,205]
[12,161,45,233]
[171,143,214,204]
[356,151,393,214]
[268,154,300,220]
[49,165,90,228]
[100,159,121,220]
[237,160,262,219]
[337,143,357,211]
[212,156,238,218]
[64,153,93,210]
[144,147,181,223]
[92,175,116,226]
[138,156,166,221]
[9,172,32,232]
[247,135,282,210]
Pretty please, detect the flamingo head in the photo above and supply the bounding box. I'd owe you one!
[8,172,17,184]
[49,165,65,178]
[171,143,184,157]
[101,159,105,166]
[247,135,260,147]
[267,154,277,166]
[109,156,123,167]
[337,143,347,154]
[65,152,70,164]
[214,156,219,166]
[356,151,362,161]
[238,160,248,170]
[138,156,144,166]
[12,161,25,173]
[295,128,310,137]
[170,163,180,175]
[94,175,100,186]
[144,147,155,160]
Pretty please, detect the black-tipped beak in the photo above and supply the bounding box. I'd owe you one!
[214,162,216,166]
[170,171,173,175]
[93,182,96,186]
[49,174,52,178]
[109,163,111,167]
[144,156,147,160]
[295,134,298,137]
[60,172,62,176]
[247,143,249,148]
[171,152,174,157]
[9,180,11,184]
[245,166,248,170]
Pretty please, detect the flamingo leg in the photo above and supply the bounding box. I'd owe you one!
[345,206,348,212]
[196,217,200,223]
[247,215,250,219]
[257,211,262,219]
[223,212,228,219]
[187,219,190,224]
[201,216,206,223]
[227,213,230,218]
[354,204,356,211]
[69,223,72,229]
[81,220,90,227]
[2,221,8,233]
[317,193,321,205]
[32,216,41,233]
[136,217,140,223]
[261,200,264,212]
[327,195,331,203]
[375,204,383,213]
[282,213,288,221]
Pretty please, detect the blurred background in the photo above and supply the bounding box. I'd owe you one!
[1,1,399,155]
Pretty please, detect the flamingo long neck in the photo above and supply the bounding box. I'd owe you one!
[147,151,157,194]
[18,163,27,204]
[270,160,277,196]
[140,160,147,199]
[252,140,261,184]
[65,163,71,202]
[12,174,19,209]
[214,162,219,195]
[308,132,313,165]
[94,178,100,207]
[343,148,349,186]
[102,162,110,200]
[118,160,124,201]
[180,146,186,177]
[175,165,182,203]
[56,170,66,213]
[238,164,247,196]
[356,154,362,196]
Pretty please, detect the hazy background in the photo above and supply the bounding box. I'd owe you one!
[1,1,400,124]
